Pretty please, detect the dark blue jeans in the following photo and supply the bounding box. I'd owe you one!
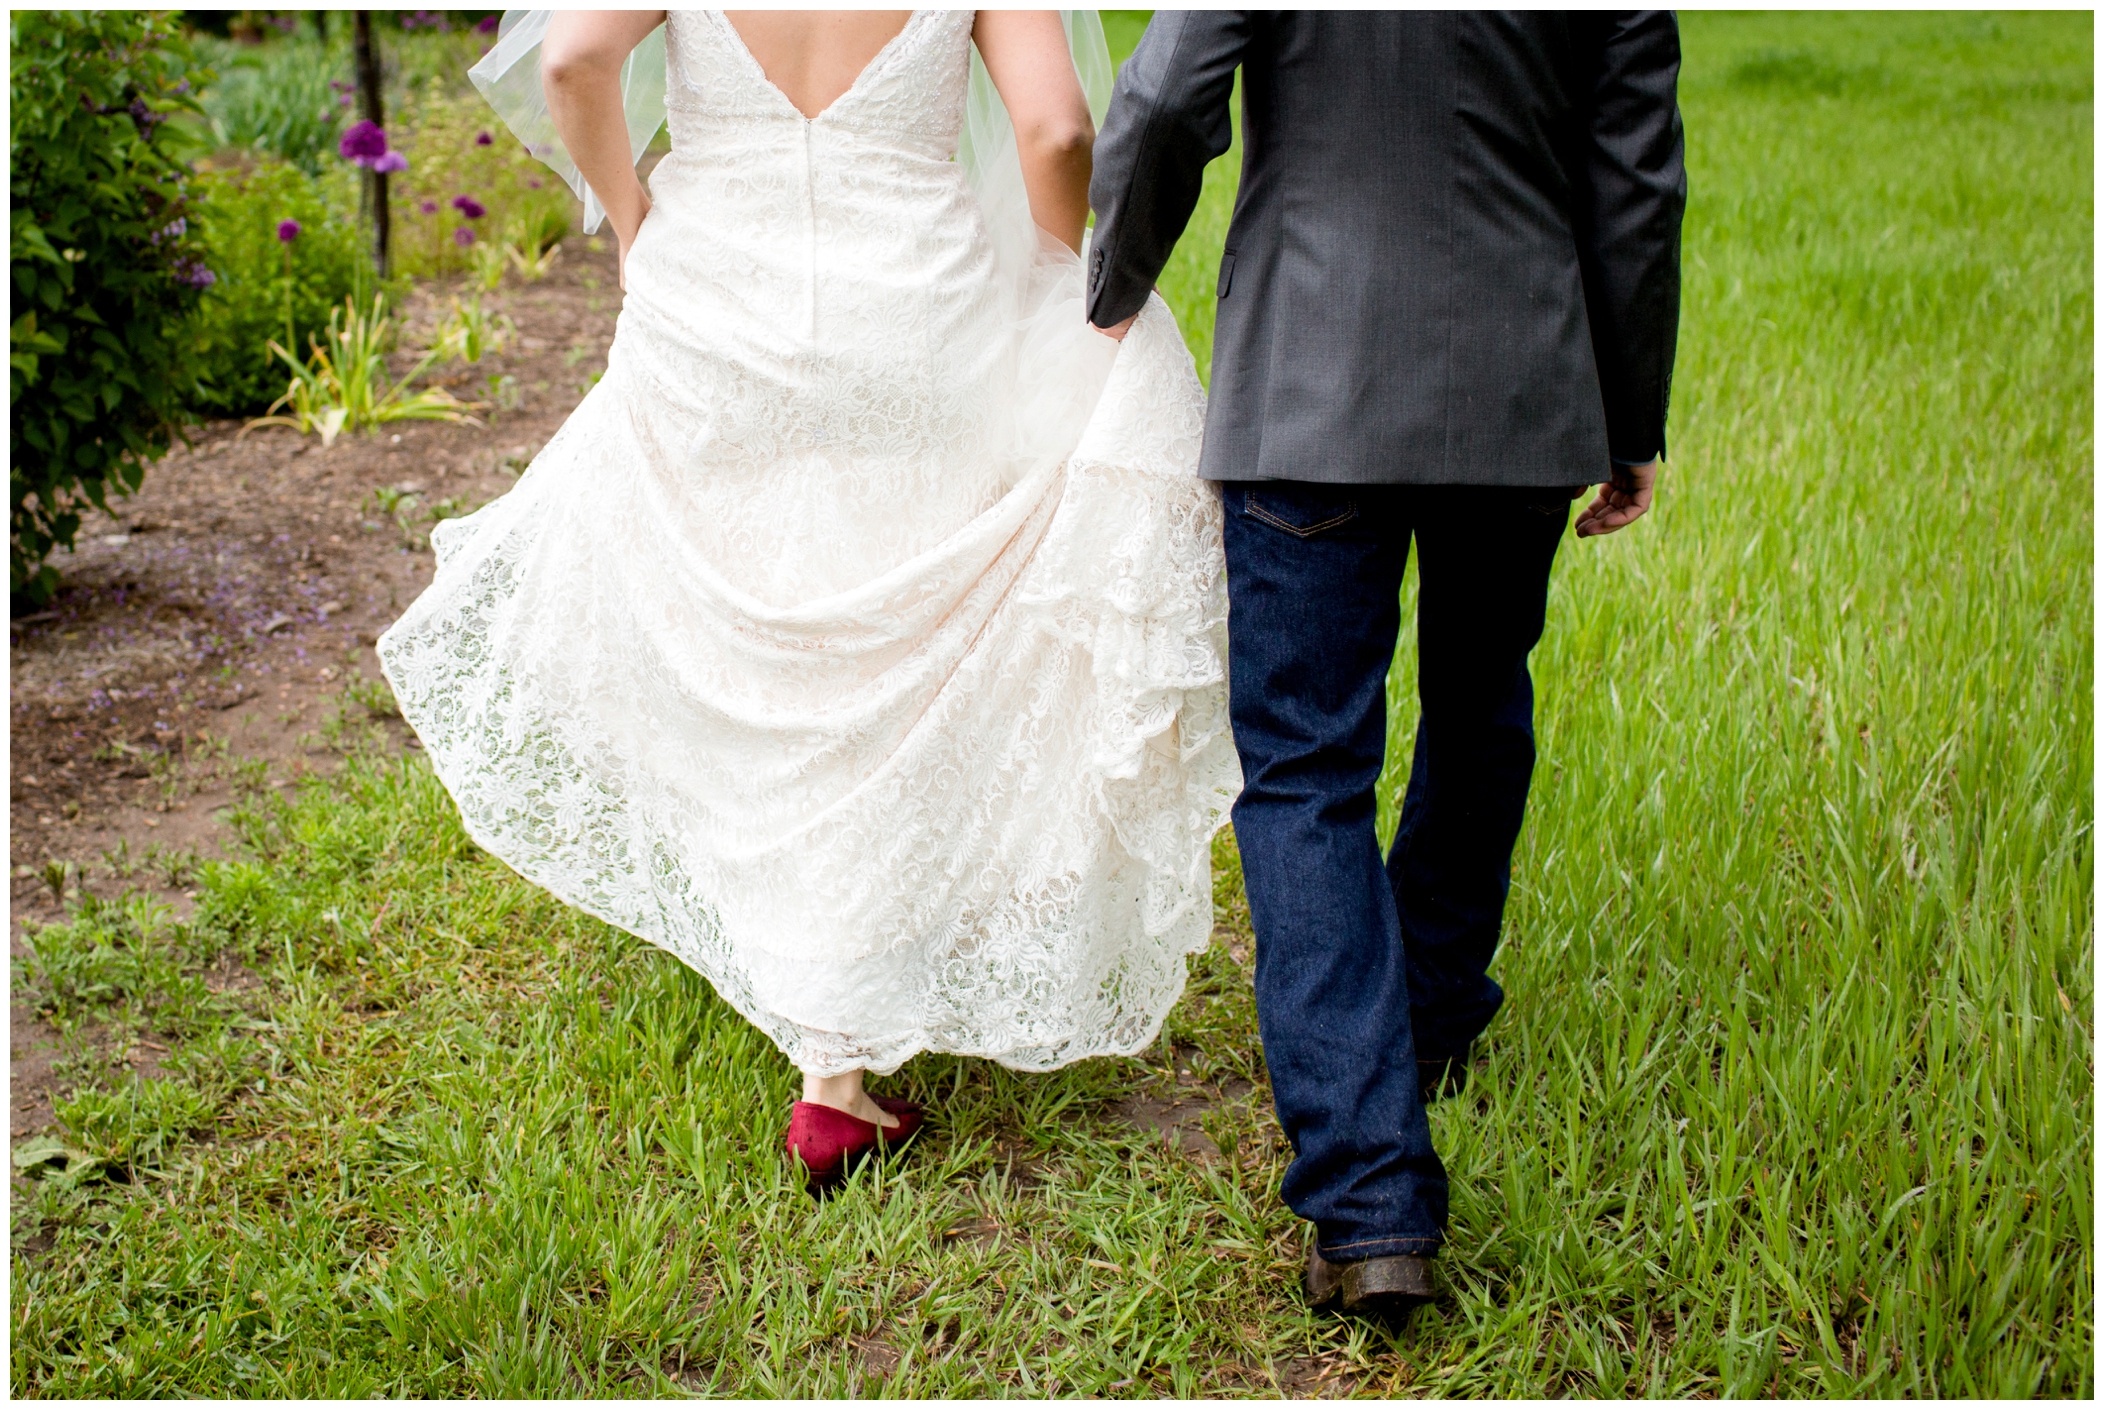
[1221,480,1574,1261]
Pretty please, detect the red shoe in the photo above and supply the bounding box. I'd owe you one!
[870,1095,925,1125]
[784,1098,925,1198]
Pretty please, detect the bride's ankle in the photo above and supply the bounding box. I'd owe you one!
[801,1071,899,1128]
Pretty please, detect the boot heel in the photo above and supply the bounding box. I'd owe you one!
[1341,1254,1435,1313]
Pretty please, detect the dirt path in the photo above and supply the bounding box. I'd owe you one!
[9,238,626,1145]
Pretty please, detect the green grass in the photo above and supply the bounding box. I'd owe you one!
[10,11,2091,1398]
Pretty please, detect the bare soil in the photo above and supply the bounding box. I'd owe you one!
[9,237,627,1143]
[1112,1048,1258,1165]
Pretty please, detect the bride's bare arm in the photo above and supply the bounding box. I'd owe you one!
[971,10,1094,254]
[542,10,669,287]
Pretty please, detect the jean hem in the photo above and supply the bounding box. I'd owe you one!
[1317,1235,1443,1261]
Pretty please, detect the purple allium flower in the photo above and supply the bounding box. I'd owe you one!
[419,199,439,215]
[454,227,477,247]
[477,14,501,34]
[277,218,301,242]
[339,120,388,165]
[475,131,493,146]
[339,93,354,107]
[372,150,409,174]
[527,178,543,190]
[330,79,353,93]
[451,194,486,219]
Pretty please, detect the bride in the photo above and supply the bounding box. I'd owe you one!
[378,9,1236,1195]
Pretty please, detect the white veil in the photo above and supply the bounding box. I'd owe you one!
[468,9,1113,252]
[469,12,667,234]
[957,12,1113,289]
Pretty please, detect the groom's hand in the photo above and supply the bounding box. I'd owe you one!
[1092,313,1137,343]
[1574,459,1658,537]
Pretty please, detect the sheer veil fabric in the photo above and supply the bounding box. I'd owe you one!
[384,11,1237,1076]
[470,11,669,234]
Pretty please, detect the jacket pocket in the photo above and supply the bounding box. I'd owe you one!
[1217,250,1236,299]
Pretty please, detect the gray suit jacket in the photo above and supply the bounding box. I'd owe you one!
[1087,11,1686,487]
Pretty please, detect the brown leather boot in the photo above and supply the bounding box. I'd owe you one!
[1305,1242,1435,1320]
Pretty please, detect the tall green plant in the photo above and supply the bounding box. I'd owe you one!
[184,157,374,414]
[245,293,482,446]
[192,34,351,174]
[392,82,574,281]
[10,10,216,608]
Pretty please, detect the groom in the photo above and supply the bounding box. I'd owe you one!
[1088,13,1684,1317]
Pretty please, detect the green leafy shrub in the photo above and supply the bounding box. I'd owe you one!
[10,10,216,607]
[185,156,373,414]
[192,33,352,174]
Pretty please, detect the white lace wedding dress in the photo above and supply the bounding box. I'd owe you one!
[379,9,1237,1077]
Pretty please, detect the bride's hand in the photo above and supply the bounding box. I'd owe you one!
[614,196,652,292]
[1090,286,1156,343]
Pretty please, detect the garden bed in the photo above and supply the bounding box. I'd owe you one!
[9,238,625,1144]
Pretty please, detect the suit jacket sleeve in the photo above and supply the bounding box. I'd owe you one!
[1572,11,1686,464]
[1085,10,1251,329]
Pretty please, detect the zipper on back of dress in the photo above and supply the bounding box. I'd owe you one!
[802,122,818,341]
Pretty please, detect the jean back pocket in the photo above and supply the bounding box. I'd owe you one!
[1241,486,1359,538]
